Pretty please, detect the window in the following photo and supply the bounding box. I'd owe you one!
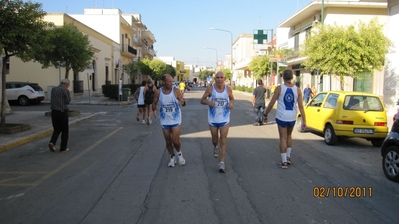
[344,96,383,111]
[309,93,327,107]
[324,94,338,108]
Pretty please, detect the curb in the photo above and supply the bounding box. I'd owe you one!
[0,113,101,153]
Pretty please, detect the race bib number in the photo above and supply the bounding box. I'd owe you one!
[215,98,228,107]
[163,104,175,114]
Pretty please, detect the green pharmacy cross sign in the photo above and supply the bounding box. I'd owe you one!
[253,30,268,44]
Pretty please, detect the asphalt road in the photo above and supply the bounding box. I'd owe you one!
[0,87,398,224]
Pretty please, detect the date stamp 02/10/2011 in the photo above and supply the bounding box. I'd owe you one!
[313,186,373,198]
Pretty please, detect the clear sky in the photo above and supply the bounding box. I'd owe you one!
[37,0,310,67]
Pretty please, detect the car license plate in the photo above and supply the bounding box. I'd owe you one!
[353,128,374,134]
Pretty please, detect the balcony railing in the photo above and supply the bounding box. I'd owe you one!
[121,44,137,55]
[142,47,155,56]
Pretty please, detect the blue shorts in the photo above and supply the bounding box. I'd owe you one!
[276,118,296,128]
[209,122,228,128]
[162,124,180,130]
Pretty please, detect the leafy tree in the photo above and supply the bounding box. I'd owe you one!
[0,0,52,126]
[149,59,166,80]
[35,23,94,79]
[302,18,393,90]
[248,54,270,79]
[198,70,214,81]
[164,64,176,78]
[220,67,232,81]
[123,61,139,83]
[137,59,153,78]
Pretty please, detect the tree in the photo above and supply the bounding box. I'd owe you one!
[220,67,232,82]
[198,70,214,81]
[0,0,52,127]
[35,23,94,79]
[137,59,153,78]
[164,64,176,78]
[302,18,393,90]
[248,54,270,79]
[123,61,139,83]
[148,59,166,80]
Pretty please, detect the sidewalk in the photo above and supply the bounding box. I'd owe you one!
[0,96,136,153]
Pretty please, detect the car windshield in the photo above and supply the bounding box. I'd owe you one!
[343,95,383,111]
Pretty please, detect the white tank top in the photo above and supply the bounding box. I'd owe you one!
[276,84,298,122]
[159,87,182,125]
[208,84,230,124]
[137,86,145,105]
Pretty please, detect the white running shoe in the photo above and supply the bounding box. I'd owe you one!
[142,120,146,125]
[168,156,176,167]
[213,145,219,158]
[218,162,226,173]
[177,153,185,166]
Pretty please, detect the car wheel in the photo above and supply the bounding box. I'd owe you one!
[371,138,384,147]
[324,124,337,145]
[296,116,305,133]
[382,146,399,182]
[18,96,29,106]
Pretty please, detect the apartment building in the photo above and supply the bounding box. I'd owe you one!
[70,8,156,85]
[9,13,116,99]
[277,0,387,97]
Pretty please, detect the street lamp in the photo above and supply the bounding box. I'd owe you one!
[210,28,233,78]
[203,47,218,68]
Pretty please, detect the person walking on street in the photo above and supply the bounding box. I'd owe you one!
[179,81,186,95]
[144,78,158,125]
[153,74,186,167]
[252,79,267,126]
[303,84,312,104]
[48,79,71,152]
[200,71,235,173]
[263,69,306,169]
[133,80,147,125]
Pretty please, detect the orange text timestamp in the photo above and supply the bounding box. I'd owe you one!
[313,186,372,198]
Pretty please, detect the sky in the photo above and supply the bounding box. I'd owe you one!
[36,0,310,67]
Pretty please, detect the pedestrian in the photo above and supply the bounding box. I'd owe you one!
[263,69,306,169]
[133,80,147,125]
[303,84,312,104]
[252,79,267,126]
[200,71,235,173]
[143,78,158,124]
[311,85,317,98]
[271,83,276,98]
[152,74,186,167]
[48,79,71,153]
[179,80,186,95]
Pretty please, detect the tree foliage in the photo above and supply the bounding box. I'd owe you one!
[149,59,167,80]
[302,18,393,88]
[137,59,153,77]
[35,23,95,79]
[219,67,232,81]
[123,61,139,83]
[164,64,176,78]
[0,0,51,126]
[248,55,270,79]
[198,70,214,81]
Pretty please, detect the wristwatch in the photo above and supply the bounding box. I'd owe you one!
[263,113,268,117]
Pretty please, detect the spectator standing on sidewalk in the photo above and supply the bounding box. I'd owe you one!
[200,71,235,173]
[143,78,158,125]
[152,74,186,167]
[263,69,306,169]
[252,79,267,126]
[48,79,71,153]
[303,84,312,104]
[133,80,147,125]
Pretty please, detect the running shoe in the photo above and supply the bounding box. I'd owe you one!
[146,117,150,125]
[168,156,176,167]
[281,162,288,169]
[148,119,152,125]
[213,145,219,158]
[287,157,291,165]
[219,162,226,173]
[177,152,185,166]
[142,120,146,125]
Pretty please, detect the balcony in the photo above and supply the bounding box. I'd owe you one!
[142,30,155,43]
[121,44,137,57]
[132,36,143,47]
[142,47,156,57]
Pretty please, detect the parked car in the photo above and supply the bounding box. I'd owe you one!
[6,82,45,106]
[380,120,399,182]
[296,91,388,147]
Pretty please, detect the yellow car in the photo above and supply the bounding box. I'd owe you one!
[296,91,388,147]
